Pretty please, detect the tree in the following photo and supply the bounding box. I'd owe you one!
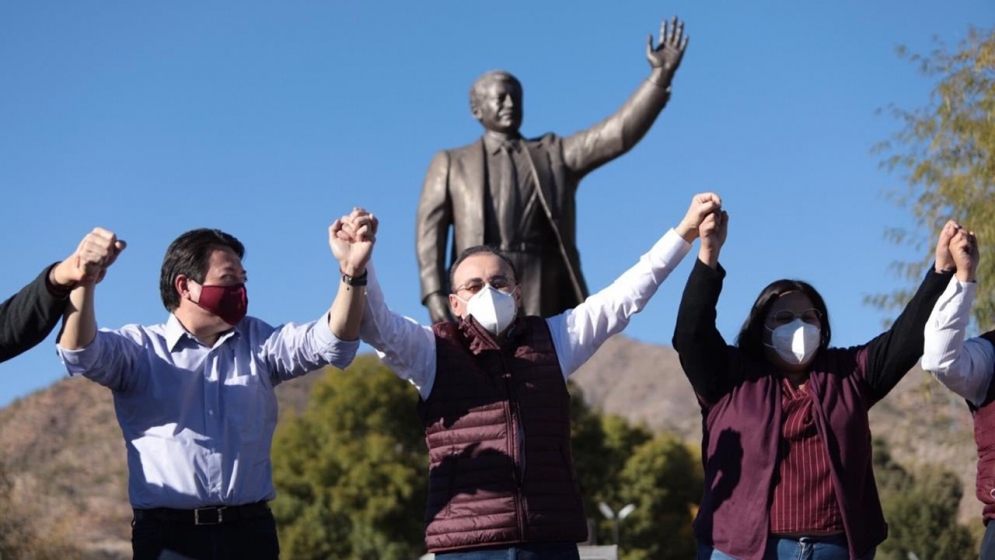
[592,406,653,512]
[878,467,976,560]
[871,435,912,496]
[568,383,701,556]
[271,356,427,560]
[873,27,995,324]
[873,438,977,560]
[615,435,702,560]
[568,382,613,517]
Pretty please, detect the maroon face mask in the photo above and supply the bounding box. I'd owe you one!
[195,283,248,326]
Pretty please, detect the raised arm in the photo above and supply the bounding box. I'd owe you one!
[360,264,438,400]
[328,208,376,341]
[862,221,960,400]
[255,214,375,382]
[2,230,127,362]
[562,16,689,176]
[0,264,71,363]
[415,151,457,324]
[921,226,993,406]
[56,228,127,351]
[672,207,733,404]
[336,210,438,399]
[56,229,140,393]
[550,193,719,376]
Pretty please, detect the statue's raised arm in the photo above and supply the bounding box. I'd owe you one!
[416,15,690,323]
[562,15,689,176]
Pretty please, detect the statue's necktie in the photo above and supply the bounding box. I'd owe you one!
[496,141,519,244]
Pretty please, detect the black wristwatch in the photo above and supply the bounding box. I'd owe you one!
[341,269,368,287]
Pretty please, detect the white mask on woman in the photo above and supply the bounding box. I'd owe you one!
[765,319,821,365]
[457,285,518,335]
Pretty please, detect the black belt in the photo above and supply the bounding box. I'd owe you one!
[133,501,271,525]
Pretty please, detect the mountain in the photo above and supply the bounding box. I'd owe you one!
[0,336,980,558]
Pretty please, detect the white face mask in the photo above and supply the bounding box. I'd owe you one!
[457,285,518,335]
[765,319,821,365]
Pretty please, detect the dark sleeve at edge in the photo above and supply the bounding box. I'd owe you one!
[672,258,734,404]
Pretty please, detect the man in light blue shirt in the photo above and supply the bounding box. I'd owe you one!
[57,211,377,560]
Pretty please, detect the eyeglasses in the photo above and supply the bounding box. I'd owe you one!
[768,308,822,326]
[452,275,515,296]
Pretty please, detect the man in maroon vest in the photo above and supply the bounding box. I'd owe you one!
[919,223,992,557]
[335,193,720,559]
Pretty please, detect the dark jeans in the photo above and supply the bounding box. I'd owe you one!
[982,521,995,560]
[131,512,280,560]
[435,541,580,560]
[697,535,875,560]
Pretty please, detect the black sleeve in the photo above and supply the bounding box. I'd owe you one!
[672,258,734,404]
[0,263,71,364]
[863,266,955,401]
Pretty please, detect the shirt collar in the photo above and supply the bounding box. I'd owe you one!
[483,131,522,155]
[165,314,241,351]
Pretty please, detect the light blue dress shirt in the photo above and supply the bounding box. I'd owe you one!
[58,314,358,509]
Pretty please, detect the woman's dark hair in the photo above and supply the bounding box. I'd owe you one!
[735,279,832,361]
[159,228,245,312]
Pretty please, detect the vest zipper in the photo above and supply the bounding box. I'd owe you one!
[501,354,526,542]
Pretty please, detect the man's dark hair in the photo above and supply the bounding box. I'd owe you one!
[448,245,518,294]
[735,278,832,361]
[159,228,245,311]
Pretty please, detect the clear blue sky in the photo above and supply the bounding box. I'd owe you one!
[0,1,991,408]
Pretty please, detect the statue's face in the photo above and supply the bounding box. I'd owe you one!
[472,78,522,134]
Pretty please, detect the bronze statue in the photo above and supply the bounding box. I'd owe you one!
[416,16,689,323]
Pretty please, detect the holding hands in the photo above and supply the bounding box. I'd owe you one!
[934,220,978,283]
[51,228,126,289]
[330,207,378,278]
[677,193,727,270]
[676,192,722,243]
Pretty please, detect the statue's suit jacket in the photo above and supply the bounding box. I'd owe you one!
[416,80,672,316]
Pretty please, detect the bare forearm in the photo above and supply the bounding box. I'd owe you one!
[328,273,366,341]
[58,285,97,350]
[698,247,720,269]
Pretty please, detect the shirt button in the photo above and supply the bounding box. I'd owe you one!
[208,410,214,415]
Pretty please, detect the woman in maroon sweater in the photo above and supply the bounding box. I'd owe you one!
[673,211,957,560]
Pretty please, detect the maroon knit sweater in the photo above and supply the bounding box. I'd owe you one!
[673,259,950,560]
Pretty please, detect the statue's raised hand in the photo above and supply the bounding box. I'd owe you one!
[646,16,689,82]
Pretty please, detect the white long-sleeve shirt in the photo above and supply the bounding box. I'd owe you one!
[921,277,994,407]
[360,229,692,399]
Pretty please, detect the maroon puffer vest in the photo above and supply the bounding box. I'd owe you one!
[417,316,588,553]
[972,331,995,523]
